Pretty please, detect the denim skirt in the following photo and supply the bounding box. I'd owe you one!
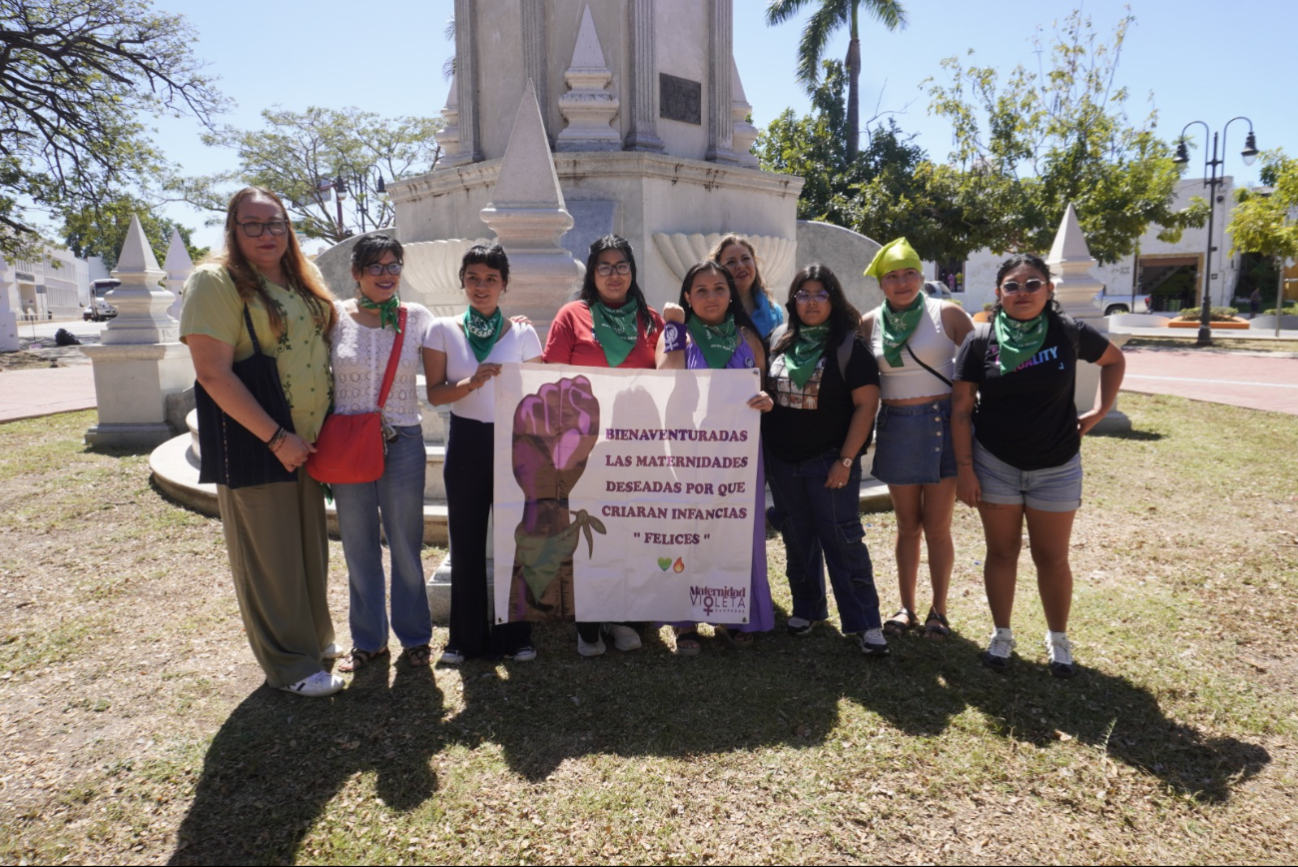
[870,398,956,486]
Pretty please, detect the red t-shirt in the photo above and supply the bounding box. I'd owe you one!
[543,300,664,369]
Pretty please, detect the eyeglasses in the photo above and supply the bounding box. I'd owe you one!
[236,220,289,238]
[363,262,403,277]
[595,262,632,277]
[794,290,831,304]
[1000,278,1046,294]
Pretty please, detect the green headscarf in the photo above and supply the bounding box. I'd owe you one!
[864,237,923,280]
[686,313,741,369]
[589,298,640,368]
[463,306,504,362]
[879,293,925,368]
[782,324,830,389]
[358,293,402,332]
[993,309,1049,374]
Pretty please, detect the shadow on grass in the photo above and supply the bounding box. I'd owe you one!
[1090,428,1165,441]
[169,660,445,866]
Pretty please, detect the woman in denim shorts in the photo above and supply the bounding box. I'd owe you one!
[951,253,1126,678]
[861,238,973,639]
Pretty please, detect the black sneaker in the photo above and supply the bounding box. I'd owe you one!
[786,616,816,636]
[857,628,890,657]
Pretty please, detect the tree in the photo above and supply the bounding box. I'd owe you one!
[764,0,907,161]
[175,107,443,245]
[0,0,224,260]
[1229,151,1298,312]
[920,10,1205,264]
[60,194,207,270]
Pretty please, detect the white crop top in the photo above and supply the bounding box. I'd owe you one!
[330,301,439,428]
[426,317,543,423]
[869,296,957,400]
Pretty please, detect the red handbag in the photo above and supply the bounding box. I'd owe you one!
[307,307,407,484]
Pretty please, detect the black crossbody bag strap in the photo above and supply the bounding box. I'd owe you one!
[903,341,953,388]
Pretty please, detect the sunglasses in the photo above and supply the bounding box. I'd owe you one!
[794,290,830,304]
[362,262,403,276]
[1000,278,1046,294]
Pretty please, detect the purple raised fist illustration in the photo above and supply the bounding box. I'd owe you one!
[508,376,606,621]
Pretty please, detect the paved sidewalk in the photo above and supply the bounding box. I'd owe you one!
[0,366,97,423]
[1122,347,1298,415]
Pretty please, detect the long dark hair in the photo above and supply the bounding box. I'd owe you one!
[579,235,655,335]
[991,252,1063,320]
[771,264,861,356]
[677,261,761,336]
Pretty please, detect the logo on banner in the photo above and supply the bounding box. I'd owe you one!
[689,585,748,619]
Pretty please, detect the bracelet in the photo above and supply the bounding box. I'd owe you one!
[662,321,686,352]
[266,426,287,451]
[264,425,282,447]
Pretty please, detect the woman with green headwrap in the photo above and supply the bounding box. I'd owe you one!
[951,253,1125,678]
[860,237,974,641]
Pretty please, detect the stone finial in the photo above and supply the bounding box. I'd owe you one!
[1047,202,1096,267]
[1046,203,1102,322]
[731,58,759,169]
[163,228,192,322]
[479,79,581,338]
[102,214,177,345]
[556,5,621,152]
[435,72,461,168]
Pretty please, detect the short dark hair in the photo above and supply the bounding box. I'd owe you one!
[772,264,861,356]
[677,260,761,337]
[580,235,656,335]
[459,243,510,286]
[350,233,403,273]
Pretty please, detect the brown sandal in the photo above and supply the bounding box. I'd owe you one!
[923,610,951,639]
[402,644,433,667]
[337,646,390,672]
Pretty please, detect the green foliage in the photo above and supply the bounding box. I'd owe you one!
[1229,151,1298,261]
[173,107,442,244]
[1176,307,1240,322]
[0,0,225,261]
[60,195,206,271]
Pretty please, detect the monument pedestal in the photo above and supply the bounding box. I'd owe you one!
[83,342,193,449]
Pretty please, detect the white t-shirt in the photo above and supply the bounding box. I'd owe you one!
[426,316,543,423]
[330,301,439,427]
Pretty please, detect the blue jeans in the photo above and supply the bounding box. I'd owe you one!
[333,424,431,651]
[765,448,881,633]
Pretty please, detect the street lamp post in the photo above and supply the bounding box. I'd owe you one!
[1172,118,1259,347]
[316,168,388,239]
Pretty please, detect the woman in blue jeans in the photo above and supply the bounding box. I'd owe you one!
[762,264,888,655]
[330,234,440,670]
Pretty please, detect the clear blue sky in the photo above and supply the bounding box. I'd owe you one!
[141,0,1296,254]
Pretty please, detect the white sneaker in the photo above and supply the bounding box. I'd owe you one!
[577,635,607,657]
[508,645,538,663]
[602,623,642,652]
[1046,631,1075,679]
[982,628,1015,672]
[321,643,345,660]
[786,616,815,636]
[279,671,344,697]
[437,648,465,666]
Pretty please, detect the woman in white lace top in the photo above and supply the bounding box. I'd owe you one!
[330,234,440,671]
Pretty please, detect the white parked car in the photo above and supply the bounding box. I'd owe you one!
[1091,288,1151,316]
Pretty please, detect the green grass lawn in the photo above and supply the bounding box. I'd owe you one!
[1,399,1295,865]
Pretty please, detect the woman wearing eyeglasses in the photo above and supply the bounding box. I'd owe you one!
[710,234,784,340]
[763,265,888,655]
[328,234,442,672]
[544,235,664,657]
[951,253,1125,677]
[860,238,973,641]
[180,187,343,697]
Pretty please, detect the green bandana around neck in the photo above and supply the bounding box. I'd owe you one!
[589,298,640,368]
[782,324,830,389]
[993,309,1049,374]
[686,313,741,369]
[463,306,504,362]
[358,293,402,333]
[879,293,925,367]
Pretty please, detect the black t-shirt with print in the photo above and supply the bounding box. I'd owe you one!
[954,313,1110,471]
[763,335,881,464]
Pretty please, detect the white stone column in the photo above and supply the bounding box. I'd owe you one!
[730,57,759,169]
[434,73,461,167]
[82,215,193,449]
[1047,203,1131,432]
[479,80,582,340]
[705,0,737,164]
[450,0,483,165]
[556,5,621,152]
[521,0,549,136]
[163,229,192,322]
[625,0,664,153]
[0,267,18,352]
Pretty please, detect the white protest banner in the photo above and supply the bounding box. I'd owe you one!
[493,363,760,625]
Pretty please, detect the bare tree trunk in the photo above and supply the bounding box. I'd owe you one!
[846,35,861,161]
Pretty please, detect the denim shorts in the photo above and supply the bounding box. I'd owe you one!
[973,440,1083,512]
[870,398,956,486]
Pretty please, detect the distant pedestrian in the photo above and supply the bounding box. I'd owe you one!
[1250,288,1262,319]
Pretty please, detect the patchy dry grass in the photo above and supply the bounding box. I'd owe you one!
[0,401,1295,865]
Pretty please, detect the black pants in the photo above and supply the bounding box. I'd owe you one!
[445,414,530,658]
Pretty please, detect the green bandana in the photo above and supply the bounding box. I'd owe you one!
[513,510,607,602]
[864,237,923,279]
[782,324,830,389]
[879,294,925,368]
[589,298,640,368]
[358,293,402,332]
[463,306,504,362]
[686,313,741,369]
[993,309,1049,374]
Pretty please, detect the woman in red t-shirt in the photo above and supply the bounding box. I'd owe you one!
[543,235,664,657]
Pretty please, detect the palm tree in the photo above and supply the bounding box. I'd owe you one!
[765,0,907,161]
